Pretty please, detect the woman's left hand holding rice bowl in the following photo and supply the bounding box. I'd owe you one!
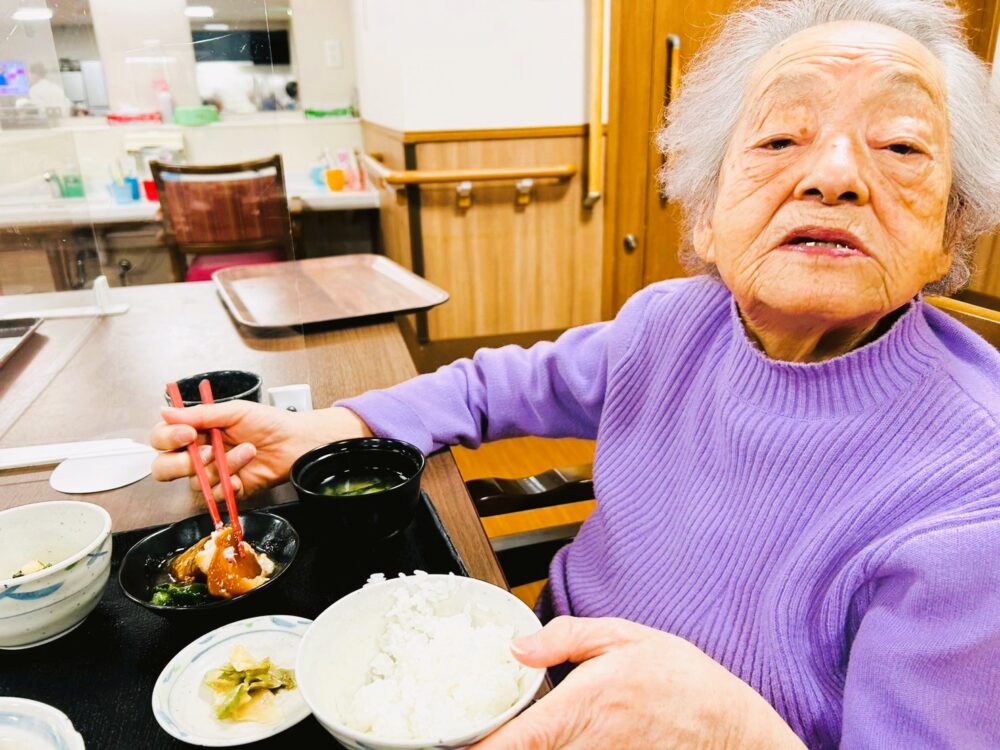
[471,617,804,750]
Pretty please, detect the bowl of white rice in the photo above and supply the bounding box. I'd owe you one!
[296,572,546,750]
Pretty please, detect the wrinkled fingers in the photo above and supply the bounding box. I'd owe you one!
[150,421,199,452]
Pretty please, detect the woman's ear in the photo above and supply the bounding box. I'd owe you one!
[691,206,716,264]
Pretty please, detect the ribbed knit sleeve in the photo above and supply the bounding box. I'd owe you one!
[337,285,661,454]
[841,509,1000,747]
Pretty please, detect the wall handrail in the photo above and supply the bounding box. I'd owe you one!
[358,153,576,188]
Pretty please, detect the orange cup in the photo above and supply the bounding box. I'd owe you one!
[324,168,346,191]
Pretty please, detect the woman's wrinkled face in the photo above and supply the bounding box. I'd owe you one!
[697,21,953,324]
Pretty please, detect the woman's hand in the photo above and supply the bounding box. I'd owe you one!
[150,403,372,500]
[472,616,805,750]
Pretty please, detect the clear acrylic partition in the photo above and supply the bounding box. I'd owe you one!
[0,0,365,458]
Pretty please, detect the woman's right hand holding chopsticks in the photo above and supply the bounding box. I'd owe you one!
[150,402,372,500]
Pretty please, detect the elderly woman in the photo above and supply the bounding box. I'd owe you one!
[152,0,1000,746]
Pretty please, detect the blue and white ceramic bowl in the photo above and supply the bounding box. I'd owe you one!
[0,698,84,750]
[0,501,112,649]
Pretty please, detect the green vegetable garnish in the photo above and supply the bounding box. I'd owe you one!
[12,560,50,578]
[151,582,212,607]
[320,472,405,496]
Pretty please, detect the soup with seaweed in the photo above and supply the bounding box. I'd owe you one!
[319,469,408,497]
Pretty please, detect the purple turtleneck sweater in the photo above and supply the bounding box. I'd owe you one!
[341,277,1000,748]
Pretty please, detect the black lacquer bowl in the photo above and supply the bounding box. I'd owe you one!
[118,510,298,621]
[167,369,263,406]
[291,438,427,542]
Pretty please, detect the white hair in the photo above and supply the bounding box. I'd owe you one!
[658,0,1000,295]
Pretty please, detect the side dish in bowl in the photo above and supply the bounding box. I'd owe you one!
[119,510,298,618]
[0,501,112,650]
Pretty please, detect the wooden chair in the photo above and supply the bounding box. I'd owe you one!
[151,155,294,282]
[467,296,1000,602]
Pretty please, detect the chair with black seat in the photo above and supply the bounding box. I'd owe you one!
[152,155,293,282]
[465,295,1000,605]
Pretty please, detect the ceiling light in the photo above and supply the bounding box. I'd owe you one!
[203,23,229,31]
[184,5,214,19]
[12,7,54,21]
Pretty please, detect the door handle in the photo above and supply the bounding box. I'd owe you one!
[660,34,681,204]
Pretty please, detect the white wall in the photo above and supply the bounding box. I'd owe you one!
[289,0,357,110]
[351,0,609,131]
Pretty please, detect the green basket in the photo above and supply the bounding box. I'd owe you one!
[173,105,220,126]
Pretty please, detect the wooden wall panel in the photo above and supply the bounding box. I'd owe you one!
[415,136,603,339]
[361,122,412,273]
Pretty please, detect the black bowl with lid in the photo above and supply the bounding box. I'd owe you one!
[290,438,426,541]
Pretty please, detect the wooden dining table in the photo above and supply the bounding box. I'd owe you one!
[0,280,506,589]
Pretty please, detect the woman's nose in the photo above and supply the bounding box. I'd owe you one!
[793,136,871,206]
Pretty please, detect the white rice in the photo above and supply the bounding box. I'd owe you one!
[342,571,527,740]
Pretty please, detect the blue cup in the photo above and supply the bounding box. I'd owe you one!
[108,182,137,204]
[124,176,140,200]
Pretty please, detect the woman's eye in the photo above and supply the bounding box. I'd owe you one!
[761,138,794,151]
[887,143,920,155]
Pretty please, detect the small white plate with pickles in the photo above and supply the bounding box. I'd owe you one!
[152,615,312,747]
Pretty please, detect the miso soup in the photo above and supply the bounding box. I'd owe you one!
[319,468,408,497]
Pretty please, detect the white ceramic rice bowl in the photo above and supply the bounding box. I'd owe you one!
[0,501,112,649]
[297,574,545,750]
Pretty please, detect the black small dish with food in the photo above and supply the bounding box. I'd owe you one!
[167,369,262,407]
[119,510,298,621]
[291,438,427,541]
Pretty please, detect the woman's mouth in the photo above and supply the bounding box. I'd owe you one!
[776,227,869,258]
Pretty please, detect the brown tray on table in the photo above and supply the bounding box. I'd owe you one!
[213,255,449,329]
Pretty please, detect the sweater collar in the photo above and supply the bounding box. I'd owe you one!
[722,293,942,418]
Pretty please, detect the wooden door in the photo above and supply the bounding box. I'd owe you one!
[603,0,1000,317]
[602,0,739,317]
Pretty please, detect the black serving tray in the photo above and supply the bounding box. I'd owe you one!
[0,492,468,749]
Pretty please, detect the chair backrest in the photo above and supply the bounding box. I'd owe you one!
[151,155,292,254]
[927,295,1000,351]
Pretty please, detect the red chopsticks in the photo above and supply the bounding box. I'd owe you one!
[166,382,223,530]
[165,379,244,553]
[197,379,245,554]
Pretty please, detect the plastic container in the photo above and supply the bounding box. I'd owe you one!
[124,176,140,200]
[107,111,162,126]
[324,168,346,191]
[108,182,138,204]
